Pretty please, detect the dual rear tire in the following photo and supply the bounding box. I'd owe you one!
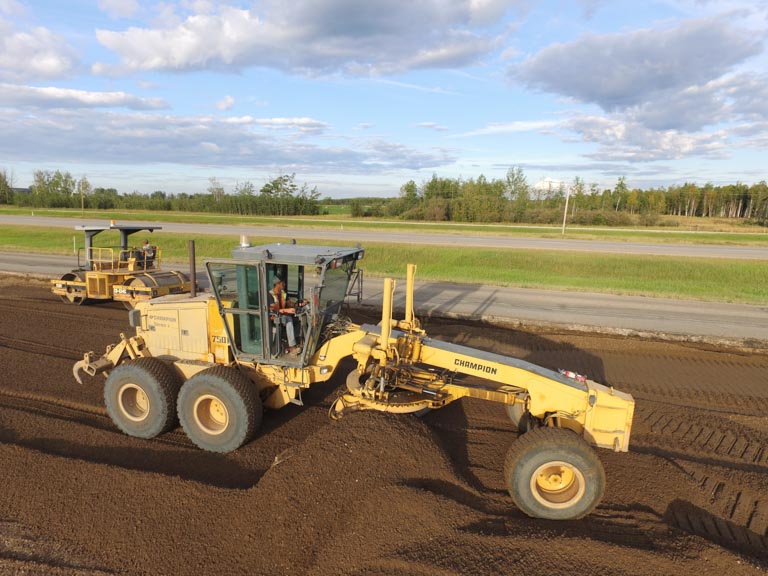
[104,358,180,439]
[177,366,262,453]
[104,360,262,453]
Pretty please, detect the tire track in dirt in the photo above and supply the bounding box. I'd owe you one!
[667,464,768,560]
[0,519,116,575]
[0,397,258,490]
[630,398,768,560]
[0,334,85,361]
[0,298,125,323]
[603,352,768,417]
[0,386,201,453]
[0,387,107,418]
[632,403,768,466]
[0,382,337,491]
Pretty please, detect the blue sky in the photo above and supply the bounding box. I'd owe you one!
[1,0,767,198]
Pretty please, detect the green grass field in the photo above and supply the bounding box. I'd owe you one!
[0,217,765,304]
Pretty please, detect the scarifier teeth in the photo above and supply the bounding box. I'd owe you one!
[329,394,361,420]
[72,360,86,385]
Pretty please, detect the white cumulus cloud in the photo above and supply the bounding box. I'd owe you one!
[0,20,78,81]
[0,108,453,173]
[563,113,729,162]
[511,12,768,157]
[94,0,525,76]
[453,119,560,137]
[98,0,140,19]
[216,95,235,110]
[0,83,168,109]
[0,0,24,16]
[252,117,331,135]
[514,16,762,112]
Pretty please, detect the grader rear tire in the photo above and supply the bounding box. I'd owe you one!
[104,358,182,439]
[503,427,605,520]
[177,366,262,453]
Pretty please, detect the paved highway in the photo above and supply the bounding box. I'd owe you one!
[1,214,767,259]
[1,249,766,350]
[1,215,766,348]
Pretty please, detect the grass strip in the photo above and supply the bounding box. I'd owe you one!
[0,224,764,304]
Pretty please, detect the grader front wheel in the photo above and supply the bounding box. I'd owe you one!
[503,427,605,520]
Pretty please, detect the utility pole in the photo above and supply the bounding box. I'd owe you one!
[561,185,570,236]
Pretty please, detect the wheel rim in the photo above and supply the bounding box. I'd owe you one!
[530,460,586,509]
[118,383,150,422]
[193,394,229,435]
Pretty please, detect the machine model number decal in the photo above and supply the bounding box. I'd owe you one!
[149,314,177,329]
[211,335,228,344]
[454,358,498,375]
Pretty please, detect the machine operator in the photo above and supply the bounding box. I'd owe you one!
[269,276,306,353]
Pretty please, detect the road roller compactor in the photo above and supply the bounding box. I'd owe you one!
[74,240,634,520]
[51,222,191,309]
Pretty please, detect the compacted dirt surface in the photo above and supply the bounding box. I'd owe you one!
[1,274,767,575]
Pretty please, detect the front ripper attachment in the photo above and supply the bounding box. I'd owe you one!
[72,334,144,384]
[73,350,119,385]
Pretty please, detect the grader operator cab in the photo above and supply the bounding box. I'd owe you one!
[51,223,191,309]
[74,240,634,521]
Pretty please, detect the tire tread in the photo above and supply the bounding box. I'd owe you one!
[504,426,606,520]
[178,365,262,452]
[104,357,181,438]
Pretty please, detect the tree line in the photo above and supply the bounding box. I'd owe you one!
[2,167,766,226]
[0,170,322,216]
[376,169,768,226]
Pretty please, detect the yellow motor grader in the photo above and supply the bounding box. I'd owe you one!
[51,222,191,309]
[74,240,634,520]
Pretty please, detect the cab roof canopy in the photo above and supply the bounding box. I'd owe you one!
[231,242,363,266]
[75,223,161,251]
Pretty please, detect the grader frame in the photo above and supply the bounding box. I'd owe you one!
[73,240,634,520]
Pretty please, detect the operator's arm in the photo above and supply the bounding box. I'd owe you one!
[283,295,309,315]
[271,298,295,315]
